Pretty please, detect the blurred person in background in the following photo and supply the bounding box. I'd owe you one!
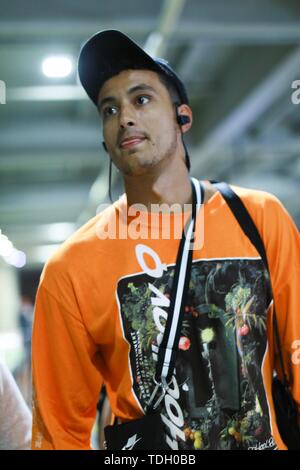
[18,295,34,358]
[0,360,31,450]
[13,295,34,408]
[31,30,300,450]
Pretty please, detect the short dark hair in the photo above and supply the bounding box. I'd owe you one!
[157,72,181,105]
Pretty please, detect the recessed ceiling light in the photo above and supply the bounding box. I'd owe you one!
[42,56,73,78]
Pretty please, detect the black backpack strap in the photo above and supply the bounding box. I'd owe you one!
[211,181,290,390]
[212,182,269,267]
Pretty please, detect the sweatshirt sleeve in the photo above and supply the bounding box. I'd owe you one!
[31,259,103,450]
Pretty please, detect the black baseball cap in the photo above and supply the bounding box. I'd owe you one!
[78,29,189,107]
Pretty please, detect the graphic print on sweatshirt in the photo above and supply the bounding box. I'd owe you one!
[116,256,276,450]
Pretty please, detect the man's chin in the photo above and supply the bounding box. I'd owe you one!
[121,156,159,176]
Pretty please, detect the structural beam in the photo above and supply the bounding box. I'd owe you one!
[192,47,300,175]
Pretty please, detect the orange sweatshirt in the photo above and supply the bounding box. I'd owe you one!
[31,185,300,450]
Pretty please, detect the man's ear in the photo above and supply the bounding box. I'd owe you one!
[176,104,193,133]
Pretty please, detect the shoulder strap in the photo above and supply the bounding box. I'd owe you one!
[212,181,290,390]
[213,182,268,266]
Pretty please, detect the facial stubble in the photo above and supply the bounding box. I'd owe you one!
[120,123,178,176]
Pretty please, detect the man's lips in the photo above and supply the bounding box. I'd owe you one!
[119,136,146,149]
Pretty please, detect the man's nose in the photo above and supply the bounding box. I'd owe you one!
[119,105,136,128]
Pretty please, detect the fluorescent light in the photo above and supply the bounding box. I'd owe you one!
[42,56,73,78]
[8,85,86,101]
[0,229,26,268]
[4,249,26,268]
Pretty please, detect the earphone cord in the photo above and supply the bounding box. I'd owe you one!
[174,103,191,172]
[182,139,191,171]
[108,158,114,204]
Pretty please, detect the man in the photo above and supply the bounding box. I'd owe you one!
[31,30,300,450]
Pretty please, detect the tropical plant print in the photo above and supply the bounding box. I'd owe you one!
[117,258,276,450]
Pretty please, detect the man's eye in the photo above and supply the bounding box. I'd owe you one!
[136,95,150,105]
[102,106,118,118]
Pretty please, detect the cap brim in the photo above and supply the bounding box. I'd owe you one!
[78,30,161,106]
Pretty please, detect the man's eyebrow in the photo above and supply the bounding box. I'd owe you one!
[127,84,157,95]
[98,95,115,110]
[98,84,157,109]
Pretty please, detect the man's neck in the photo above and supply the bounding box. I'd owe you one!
[124,158,192,211]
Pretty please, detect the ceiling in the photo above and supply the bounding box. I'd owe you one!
[0,0,299,268]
